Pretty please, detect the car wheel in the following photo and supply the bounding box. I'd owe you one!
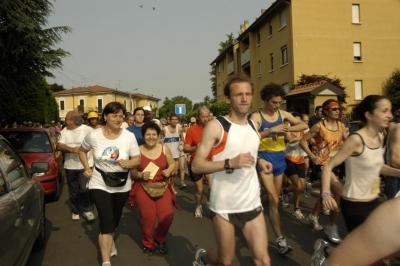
[33,204,46,250]
[49,178,60,202]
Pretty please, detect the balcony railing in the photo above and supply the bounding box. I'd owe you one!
[227,61,234,74]
[241,49,250,66]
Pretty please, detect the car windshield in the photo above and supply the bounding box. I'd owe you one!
[1,131,52,153]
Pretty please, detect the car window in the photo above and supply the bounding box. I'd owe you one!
[1,131,52,153]
[0,140,29,189]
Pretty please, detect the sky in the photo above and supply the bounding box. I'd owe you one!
[46,0,275,106]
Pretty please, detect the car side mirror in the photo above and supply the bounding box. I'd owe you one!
[31,162,49,176]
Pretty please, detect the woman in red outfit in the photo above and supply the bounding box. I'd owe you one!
[128,121,180,256]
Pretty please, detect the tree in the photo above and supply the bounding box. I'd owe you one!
[293,73,348,104]
[209,101,230,117]
[50,83,65,93]
[158,96,193,119]
[210,33,236,99]
[382,68,400,112]
[0,0,70,120]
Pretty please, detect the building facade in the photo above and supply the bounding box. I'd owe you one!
[211,0,400,114]
[54,85,160,119]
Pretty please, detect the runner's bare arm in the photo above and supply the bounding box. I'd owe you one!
[388,126,400,168]
[321,135,362,211]
[250,112,287,139]
[285,131,302,144]
[299,123,321,160]
[281,110,308,132]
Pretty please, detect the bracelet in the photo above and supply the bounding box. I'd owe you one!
[321,192,333,198]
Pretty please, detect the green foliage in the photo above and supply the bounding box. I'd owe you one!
[0,0,71,89]
[0,77,59,122]
[0,0,69,122]
[382,68,400,112]
[209,101,230,117]
[294,73,348,104]
[50,83,65,92]
[210,65,217,99]
[158,96,193,119]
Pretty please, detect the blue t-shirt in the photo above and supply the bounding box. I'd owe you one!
[127,125,144,146]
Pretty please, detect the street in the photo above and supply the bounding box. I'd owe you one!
[27,171,351,266]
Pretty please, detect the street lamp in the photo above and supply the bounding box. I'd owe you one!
[129,88,138,112]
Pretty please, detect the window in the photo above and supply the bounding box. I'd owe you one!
[355,80,363,100]
[60,100,65,111]
[352,4,360,23]
[124,100,127,108]
[218,64,220,74]
[353,42,362,61]
[258,60,262,77]
[270,53,274,71]
[280,9,287,29]
[97,99,103,113]
[281,46,288,65]
[269,21,273,36]
[79,99,84,110]
[218,84,221,96]
[222,62,224,72]
[257,30,261,45]
[0,139,29,189]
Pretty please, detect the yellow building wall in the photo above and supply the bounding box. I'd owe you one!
[291,0,400,108]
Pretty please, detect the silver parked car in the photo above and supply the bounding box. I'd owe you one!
[0,135,46,265]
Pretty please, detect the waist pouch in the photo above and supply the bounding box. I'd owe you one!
[141,182,168,198]
[95,167,129,187]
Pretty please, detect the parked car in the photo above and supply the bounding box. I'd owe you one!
[0,128,63,201]
[0,135,46,265]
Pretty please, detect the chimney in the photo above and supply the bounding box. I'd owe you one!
[261,9,267,14]
[240,24,245,33]
[244,20,249,30]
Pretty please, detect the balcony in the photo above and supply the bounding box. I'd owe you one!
[227,61,234,74]
[241,49,250,67]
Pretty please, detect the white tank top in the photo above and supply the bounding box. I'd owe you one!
[209,117,261,213]
[342,133,383,201]
[164,126,180,159]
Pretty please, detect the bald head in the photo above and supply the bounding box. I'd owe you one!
[66,111,83,129]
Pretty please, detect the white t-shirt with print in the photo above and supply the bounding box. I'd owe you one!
[81,128,140,193]
[59,125,94,170]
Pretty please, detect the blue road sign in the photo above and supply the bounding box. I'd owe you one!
[175,104,186,114]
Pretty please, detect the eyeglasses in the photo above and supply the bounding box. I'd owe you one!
[329,108,340,112]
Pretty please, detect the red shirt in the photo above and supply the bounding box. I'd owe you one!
[184,124,206,163]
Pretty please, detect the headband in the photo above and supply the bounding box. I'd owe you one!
[323,102,339,109]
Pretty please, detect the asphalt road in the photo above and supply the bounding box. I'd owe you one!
[27,172,352,266]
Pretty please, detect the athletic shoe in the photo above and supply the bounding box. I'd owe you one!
[292,209,305,219]
[155,241,169,254]
[193,248,207,266]
[195,206,202,218]
[276,236,293,255]
[172,187,178,195]
[102,262,111,266]
[110,240,117,257]
[83,211,95,222]
[311,238,330,266]
[321,208,330,216]
[143,247,154,256]
[72,213,79,221]
[324,224,342,243]
[307,214,323,231]
[279,197,289,208]
[179,182,187,189]
[305,182,312,198]
[281,189,290,204]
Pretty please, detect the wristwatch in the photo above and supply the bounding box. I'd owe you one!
[224,158,234,174]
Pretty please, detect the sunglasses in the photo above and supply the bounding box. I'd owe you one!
[329,107,340,111]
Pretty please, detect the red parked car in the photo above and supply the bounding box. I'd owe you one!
[0,128,63,201]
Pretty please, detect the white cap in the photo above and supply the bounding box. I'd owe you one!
[143,106,152,111]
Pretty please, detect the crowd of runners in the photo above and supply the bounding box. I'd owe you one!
[3,73,400,266]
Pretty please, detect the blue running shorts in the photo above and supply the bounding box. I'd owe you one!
[257,151,286,177]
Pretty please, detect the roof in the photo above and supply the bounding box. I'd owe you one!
[54,85,160,101]
[285,81,344,98]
